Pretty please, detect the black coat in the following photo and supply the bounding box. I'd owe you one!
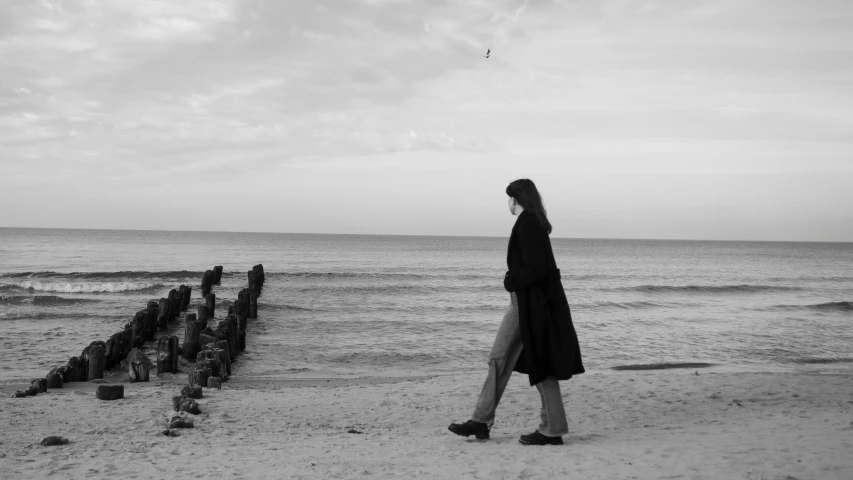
[503,210,585,386]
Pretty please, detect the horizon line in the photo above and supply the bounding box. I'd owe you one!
[1,225,850,245]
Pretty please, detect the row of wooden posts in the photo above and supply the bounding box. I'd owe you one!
[182,264,265,389]
[11,264,263,398]
[171,264,264,417]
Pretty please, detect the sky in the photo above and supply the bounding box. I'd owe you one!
[0,0,851,241]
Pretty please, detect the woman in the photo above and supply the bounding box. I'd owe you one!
[448,179,584,446]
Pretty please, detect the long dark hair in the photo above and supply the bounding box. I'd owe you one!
[506,179,552,234]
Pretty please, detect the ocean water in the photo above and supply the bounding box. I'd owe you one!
[1,227,851,384]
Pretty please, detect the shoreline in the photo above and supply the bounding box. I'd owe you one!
[2,369,852,479]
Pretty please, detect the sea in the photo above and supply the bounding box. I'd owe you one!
[1,227,851,384]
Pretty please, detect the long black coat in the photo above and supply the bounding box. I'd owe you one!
[503,210,585,386]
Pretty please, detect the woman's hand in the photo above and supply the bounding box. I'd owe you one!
[503,271,514,292]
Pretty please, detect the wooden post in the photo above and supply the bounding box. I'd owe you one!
[157,298,170,331]
[201,270,214,296]
[131,310,146,348]
[214,340,231,376]
[181,384,203,399]
[96,384,123,400]
[45,372,63,389]
[168,289,180,320]
[249,290,258,319]
[105,331,129,370]
[212,348,227,379]
[169,335,180,373]
[31,378,48,393]
[213,266,223,284]
[130,361,149,382]
[205,292,215,319]
[157,337,172,375]
[182,314,202,360]
[50,365,70,383]
[207,377,222,389]
[197,305,209,330]
[181,285,192,311]
[190,364,211,387]
[67,356,84,382]
[88,343,105,381]
[104,332,118,369]
[78,346,91,380]
[145,305,158,340]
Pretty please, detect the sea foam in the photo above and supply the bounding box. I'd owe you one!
[19,280,156,293]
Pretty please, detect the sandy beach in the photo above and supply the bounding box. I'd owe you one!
[2,369,851,479]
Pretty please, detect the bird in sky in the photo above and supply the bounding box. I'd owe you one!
[484,49,490,59]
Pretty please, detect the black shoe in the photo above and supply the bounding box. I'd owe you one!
[448,420,490,439]
[519,430,563,446]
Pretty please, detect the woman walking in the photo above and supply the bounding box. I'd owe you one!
[448,179,584,446]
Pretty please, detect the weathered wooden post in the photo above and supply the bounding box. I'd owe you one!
[214,340,231,376]
[131,310,146,347]
[201,270,214,296]
[197,305,209,330]
[31,378,48,393]
[130,361,149,382]
[49,365,70,383]
[88,343,106,381]
[157,298,170,331]
[190,361,212,387]
[96,384,123,400]
[79,345,92,380]
[157,336,173,375]
[67,356,84,382]
[213,266,223,285]
[181,285,192,311]
[205,292,215,319]
[146,304,159,340]
[104,333,117,369]
[168,289,180,320]
[207,377,222,389]
[249,290,258,319]
[255,263,265,289]
[169,335,180,373]
[182,313,202,360]
[45,371,63,389]
[105,330,129,369]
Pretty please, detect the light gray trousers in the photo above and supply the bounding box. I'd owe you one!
[471,292,569,437]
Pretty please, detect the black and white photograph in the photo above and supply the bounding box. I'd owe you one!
[1,0,851,478]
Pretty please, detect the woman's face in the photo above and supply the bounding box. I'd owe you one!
[507,196,516,215]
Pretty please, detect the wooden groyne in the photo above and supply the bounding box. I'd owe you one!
[169,264,264,426]
[11,264,265,401]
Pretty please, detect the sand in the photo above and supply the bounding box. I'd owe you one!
[1,369,852,479]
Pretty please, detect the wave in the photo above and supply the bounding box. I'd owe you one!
[0,270,204,281]
[260,303,315,312]
[0,311,112,320]
[270,271,495,281]
[614,284,804,294]
[612,362,717,371]
[0,295,101,306]
[577,300,686,310]
[768,301,850,312]
[16,280,159,293]
[788,357,853,365]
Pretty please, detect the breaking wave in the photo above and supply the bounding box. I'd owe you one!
[768,301,850,312]
[0,295,101,306]
[1,270,203,281]
[17,280,158,293]
[614,284,804,294]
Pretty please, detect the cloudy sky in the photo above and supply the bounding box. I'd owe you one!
[1,0,851,240]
